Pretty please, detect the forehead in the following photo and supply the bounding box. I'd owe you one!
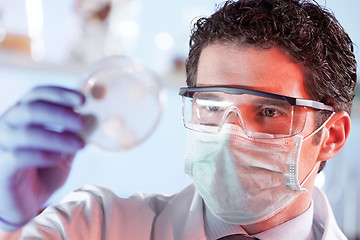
[196,43,309,99]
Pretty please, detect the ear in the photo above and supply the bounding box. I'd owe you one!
[317,111,351,161]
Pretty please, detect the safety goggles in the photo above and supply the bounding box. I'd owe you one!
[179,86,334,139]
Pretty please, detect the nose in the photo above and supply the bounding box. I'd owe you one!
[222,107,244,128]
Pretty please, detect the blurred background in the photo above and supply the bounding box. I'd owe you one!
[0,0,359,239]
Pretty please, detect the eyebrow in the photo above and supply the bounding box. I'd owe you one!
[194,92,223,101]
[194,92,291,107]
[250,98,290,109]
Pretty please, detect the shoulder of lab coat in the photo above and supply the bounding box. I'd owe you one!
[312,186,347,240]
[17,184,205,240]
[151,184,206,240]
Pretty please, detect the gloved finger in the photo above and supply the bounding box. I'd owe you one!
[3,100,87,132]
[20,86,85,108]
[0,125,85,153]
[13,148,74,168]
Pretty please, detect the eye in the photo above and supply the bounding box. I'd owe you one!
[206,105,220,112]
[260,108,278,117]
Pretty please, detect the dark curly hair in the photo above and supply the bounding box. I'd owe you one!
[186,0,356,113]
[185,0,357,171]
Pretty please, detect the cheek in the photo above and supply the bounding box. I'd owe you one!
[297,138,321,183]
[297,110,323,182]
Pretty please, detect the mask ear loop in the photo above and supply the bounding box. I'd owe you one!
[300,112,335,187]
[303,112,335,142]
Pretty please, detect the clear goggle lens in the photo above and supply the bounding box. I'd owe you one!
[182,91,308,139]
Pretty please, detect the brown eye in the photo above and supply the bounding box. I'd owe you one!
[261,108,276,117]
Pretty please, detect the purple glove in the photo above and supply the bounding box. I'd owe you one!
[0,86,93,231]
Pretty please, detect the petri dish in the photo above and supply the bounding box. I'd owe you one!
[79,56,165,151]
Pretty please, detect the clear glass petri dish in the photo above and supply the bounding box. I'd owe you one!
[79,56,165,151]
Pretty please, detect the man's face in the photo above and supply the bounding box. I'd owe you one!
[195,43,322,190]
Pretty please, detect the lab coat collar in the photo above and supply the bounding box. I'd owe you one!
[153,185,206,240]
[152,185,346,240]
[312,186,347,239]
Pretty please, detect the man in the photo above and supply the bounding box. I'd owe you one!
[0,0,357,239]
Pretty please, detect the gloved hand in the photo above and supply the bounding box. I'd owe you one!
[0,86,93,232]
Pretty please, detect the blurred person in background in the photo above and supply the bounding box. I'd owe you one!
[0,0,357,239]
[68,0,112,63]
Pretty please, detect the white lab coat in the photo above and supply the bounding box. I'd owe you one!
[11,184,345,240]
